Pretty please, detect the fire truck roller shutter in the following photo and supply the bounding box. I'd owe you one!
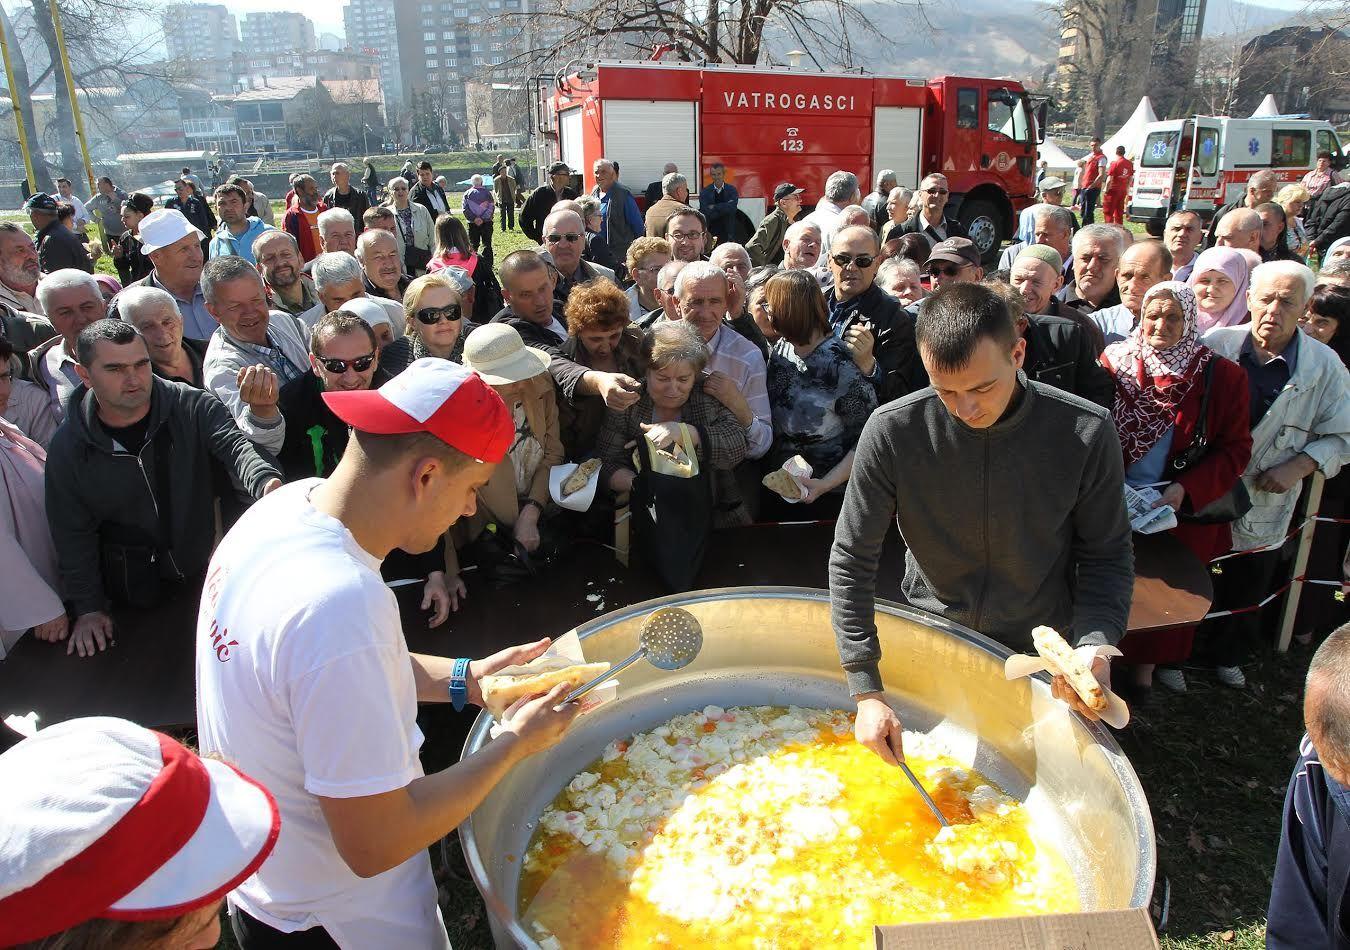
[560,107,586,184]
[872,107,924,190]
[600,100,698,204]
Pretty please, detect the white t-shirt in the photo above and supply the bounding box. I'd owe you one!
[195,479,449,949]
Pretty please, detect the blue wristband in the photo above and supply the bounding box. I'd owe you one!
[449,657,471,712]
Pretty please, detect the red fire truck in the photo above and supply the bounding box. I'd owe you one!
[535,61,1047,259]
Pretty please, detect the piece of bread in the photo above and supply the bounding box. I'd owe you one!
[479,661,612,719]
[762,467,803,500]
[646,431,694,476]
[1032,625,1106,711]
[562,458,601,497]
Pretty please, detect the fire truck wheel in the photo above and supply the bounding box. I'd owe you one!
[957,199,1003,264]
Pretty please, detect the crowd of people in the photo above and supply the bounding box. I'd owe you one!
[1,149,1349,947]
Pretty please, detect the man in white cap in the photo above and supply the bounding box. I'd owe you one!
[196,357,580,947]
[110,208,217,340]
[0,716,280,947]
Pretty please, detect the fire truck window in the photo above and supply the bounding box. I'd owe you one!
[1271,129,1311,168]
[1195,128,1219,176]
[986,94,1029,141]
[1141,131,1179,168]
[956,89,978,130]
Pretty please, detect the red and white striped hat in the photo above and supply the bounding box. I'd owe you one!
[0,717,279,945]
[324,357,512,463]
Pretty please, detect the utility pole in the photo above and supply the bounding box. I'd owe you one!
[48,0,96,194]
[0,6,37,195]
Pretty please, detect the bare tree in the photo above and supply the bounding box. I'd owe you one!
[465,83,492,146]
[497,0,927,71]
[1183,28,1254,117]
[1048,0,1159,137]
[0,3,51,186]
[290,85,340,158]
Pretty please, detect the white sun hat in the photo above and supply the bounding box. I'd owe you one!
[137,208,205,254]
[0,716,279,945]
[461,323,552,386]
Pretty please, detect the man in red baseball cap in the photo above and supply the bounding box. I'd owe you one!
[0,716,280,948]
[195,358,581,948]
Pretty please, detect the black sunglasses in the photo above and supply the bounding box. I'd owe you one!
[926,263,968,278]
[546,232,582,244]
[317,353,375,374]
[415,304,462,325]
[832,253,876,269]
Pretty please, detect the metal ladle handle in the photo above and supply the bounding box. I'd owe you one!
[563,648,644,705]
[899,760,950,828]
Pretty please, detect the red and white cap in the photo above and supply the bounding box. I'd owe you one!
[324,357,512,463]
[0,717,280,945]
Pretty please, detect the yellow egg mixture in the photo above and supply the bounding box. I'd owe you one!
[518,705,1078,950]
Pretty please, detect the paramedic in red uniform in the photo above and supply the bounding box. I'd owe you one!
[1076,139,1107,225]
[1103,146,1134,226]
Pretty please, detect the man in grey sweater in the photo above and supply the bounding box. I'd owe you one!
[829,282,1133,764]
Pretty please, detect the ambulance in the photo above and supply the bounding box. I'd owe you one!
[1128,115,1345,222]
[536,60,1047,259]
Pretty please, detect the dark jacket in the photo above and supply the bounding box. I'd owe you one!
[892,211,968,244]
[1022,314,1115,410]
[1205,198,1246,247]
[699,182,740,243]
[829,377,1134,694]
[44,377,279,615]
[826,284,926,404]
[165,194,217,239]
[152,337,209,389]
[409,180,450,221]
[643,180,663,207]
[323,186,370,234]
[112,229,152,285]
[556,326,647,461]
[520,185,578,243]
[1268,734,1350,950]
[1310,183,1350,254]
[1052,287,1116,352]
[35,220,93,274]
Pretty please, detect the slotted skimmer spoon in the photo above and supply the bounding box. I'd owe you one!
[564,607,703,704]
[898,760,950,828]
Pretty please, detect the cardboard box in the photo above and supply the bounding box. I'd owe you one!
[875,908,1160,949]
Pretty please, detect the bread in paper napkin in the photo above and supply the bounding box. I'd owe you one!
[1004,625,1129,728]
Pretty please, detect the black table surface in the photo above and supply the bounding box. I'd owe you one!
[0,523,1208,732]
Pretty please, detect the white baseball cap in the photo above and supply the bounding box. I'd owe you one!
[0,717,279,945]
[138,208,205,254]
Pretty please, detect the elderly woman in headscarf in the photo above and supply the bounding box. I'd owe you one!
[1187,246,1251,333]
[1099,281,1253,696]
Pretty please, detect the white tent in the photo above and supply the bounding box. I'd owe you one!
[1101,96,1159,160]
[1037,137,1077,176]
[1251,94,1281,117]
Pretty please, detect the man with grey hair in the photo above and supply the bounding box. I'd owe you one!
[876,256,926,308]
[282,174,327,263]
[28,269,106,418]
[999,202,1076,273]
[1214,207,1262,253]
[645,171,690,238]
[1208,168,1279,246]
[356,228,410,303]
[117,284,207,387]
[201,256,309,454]
[804,170,861,250]
[782,220,824,272]
[894,173,967,245]
[672,260,771,460]
[109,209,217,340]
[592,157,644,277]
[862,169,898,230]
[316,208,358,258]
[0,221,47,318]
[645,161,679,206]
[699,161,740,246]
[323,161,369,235]
[1056,223,1124,318]
[1268,621,1350,948]
[540,207,616,303]
[302,251,364,330]
[1200,260,1350,687]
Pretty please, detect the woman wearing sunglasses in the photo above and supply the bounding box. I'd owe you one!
[381,176,435,275]
[374,272,469,384]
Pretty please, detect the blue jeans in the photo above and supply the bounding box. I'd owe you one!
[1079,187,1101,224]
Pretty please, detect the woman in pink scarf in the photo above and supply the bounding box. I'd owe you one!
[1187,246,1251,333]
[427,212,502,321]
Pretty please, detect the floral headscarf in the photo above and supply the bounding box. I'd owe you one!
[1187,246,1250,333]
[1101,281,1212,465]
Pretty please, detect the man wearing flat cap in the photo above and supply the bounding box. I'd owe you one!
[25,192,92,274]
[520,162,578,244]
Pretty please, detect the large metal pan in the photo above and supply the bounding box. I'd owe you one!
[460,587,1155,948]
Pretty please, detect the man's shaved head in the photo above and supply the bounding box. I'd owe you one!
[1306,622,1350,783]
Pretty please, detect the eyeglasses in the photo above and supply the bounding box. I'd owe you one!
[415,304,462,325]
[546,232,581,244]
[635,264,665,274]
[923,188,950,196]
[831,253,876,269]
[926,263,969,278]
[316,353,376,374]
[670,230,704,241]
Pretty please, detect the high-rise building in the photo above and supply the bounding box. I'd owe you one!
[344,0,404,109]
[161,3,239,64]
[240,12,317,57]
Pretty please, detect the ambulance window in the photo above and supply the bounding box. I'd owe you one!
[1318,129,1340,159]
[956,88,978,130]
[1272,129,1310,168]
[1141,130,1179,168]
[1195,127,1219,176]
